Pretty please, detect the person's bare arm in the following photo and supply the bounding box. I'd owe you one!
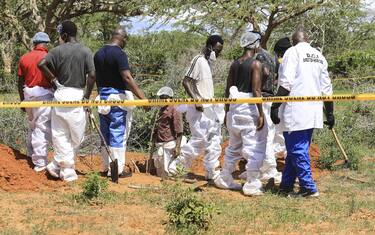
[225,63,236,112]
[38,58,55,83]
[17,76,25,102]
[182,76,201,99]
[251,60,264,130]
[84,71,96,99]
[183,76,203,111]
[120,70,146,100]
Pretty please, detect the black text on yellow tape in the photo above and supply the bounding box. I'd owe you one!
[0,94,374,108]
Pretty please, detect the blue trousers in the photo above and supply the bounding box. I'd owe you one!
[99,87,127,148]
[280,129,317,193]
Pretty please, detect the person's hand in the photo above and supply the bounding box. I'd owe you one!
[21,108,26,113]
[256,113,265,131]
[324,113,335,129]
[82,97,91,114]
[270,106,280,124]
[195,104,204,112]
[172,148,181,158]
[51,78,63,90]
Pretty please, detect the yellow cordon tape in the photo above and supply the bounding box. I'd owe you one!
[0,94,374,109]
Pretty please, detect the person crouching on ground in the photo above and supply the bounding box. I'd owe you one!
[38,21,96,182]
[17,32,53,172]
[152,87,185,178]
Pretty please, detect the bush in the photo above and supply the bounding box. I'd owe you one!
[0,108,27,151]
[165,183,217,233]
[314,99,375,170]
[81,172,109,200]
[328,49,375,77]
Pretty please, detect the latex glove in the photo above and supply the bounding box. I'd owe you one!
[195,104,204,112]
[324,114,335,129]
[270,106,280,124]
[324,101,335,129]
[51,78,63,90]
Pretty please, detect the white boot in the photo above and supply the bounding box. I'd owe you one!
[260,168,282,184]
[108,147,126,176]
[60,167,78,182]
[243,171,264,196]
[214,163,241,190]
[46,160,60,178]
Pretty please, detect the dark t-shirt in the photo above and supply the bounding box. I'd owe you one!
[154,106,183,143]
[45,42,95,88]
[94,45,130,90]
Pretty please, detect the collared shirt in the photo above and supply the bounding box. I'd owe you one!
[154,105,183,143]
[278,42,332,132]
[17,45,51,88]
[185,55,214,99]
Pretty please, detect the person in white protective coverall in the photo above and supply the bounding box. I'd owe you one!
[270,29,334,198]
[94,27,147,178]
[214,31,267,196]
[152,87,186,178]
[38,21,96,182]
[17,32,53,172]
[168,35,225,181]
[234,32,282,183]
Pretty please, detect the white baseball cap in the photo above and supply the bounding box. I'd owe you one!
[157,86,174,97]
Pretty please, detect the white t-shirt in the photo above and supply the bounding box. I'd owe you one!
[278,42,333,132]
[185,55,214,99]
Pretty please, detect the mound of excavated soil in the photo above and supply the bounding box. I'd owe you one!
[0,140,323,192]
[0,145,64,192]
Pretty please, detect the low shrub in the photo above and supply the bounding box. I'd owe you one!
[165,183,217,233]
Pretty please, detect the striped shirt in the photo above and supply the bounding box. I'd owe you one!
[185,55,214,99]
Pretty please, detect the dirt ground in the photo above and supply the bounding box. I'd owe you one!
[0,141,323,192]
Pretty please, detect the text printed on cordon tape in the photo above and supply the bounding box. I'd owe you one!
[0,94,374,108]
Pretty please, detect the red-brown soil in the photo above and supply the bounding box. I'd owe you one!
[0,141,323,192]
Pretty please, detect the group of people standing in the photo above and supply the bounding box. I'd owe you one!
[18,20,334,198]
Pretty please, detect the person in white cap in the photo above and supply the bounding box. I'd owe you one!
[17,32,53,172]
[214,31,267,196]
[38,21,96,182]
[169,35,225,181]
[94,27,147,178]
[152,86,184,178]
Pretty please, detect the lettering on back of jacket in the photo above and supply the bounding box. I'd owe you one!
[303,53,323,64]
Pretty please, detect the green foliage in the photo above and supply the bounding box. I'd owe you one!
[165,183,217,233]
[80,172,109,201]
[314,100,375,170]
[328,50,375,77]
[0,107,27,151]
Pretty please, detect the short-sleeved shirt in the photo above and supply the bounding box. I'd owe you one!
[154,105,183,143]
[17,45,51,88]
[45,42,95,88]
[94,45,130,90]
[185,55,214,99]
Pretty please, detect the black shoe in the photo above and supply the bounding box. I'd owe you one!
[119,171,133,178]
[278,186,294,197]
[295,189,319,198]
[100,171,109,177]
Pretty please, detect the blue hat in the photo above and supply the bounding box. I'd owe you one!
[32,32,50,44]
